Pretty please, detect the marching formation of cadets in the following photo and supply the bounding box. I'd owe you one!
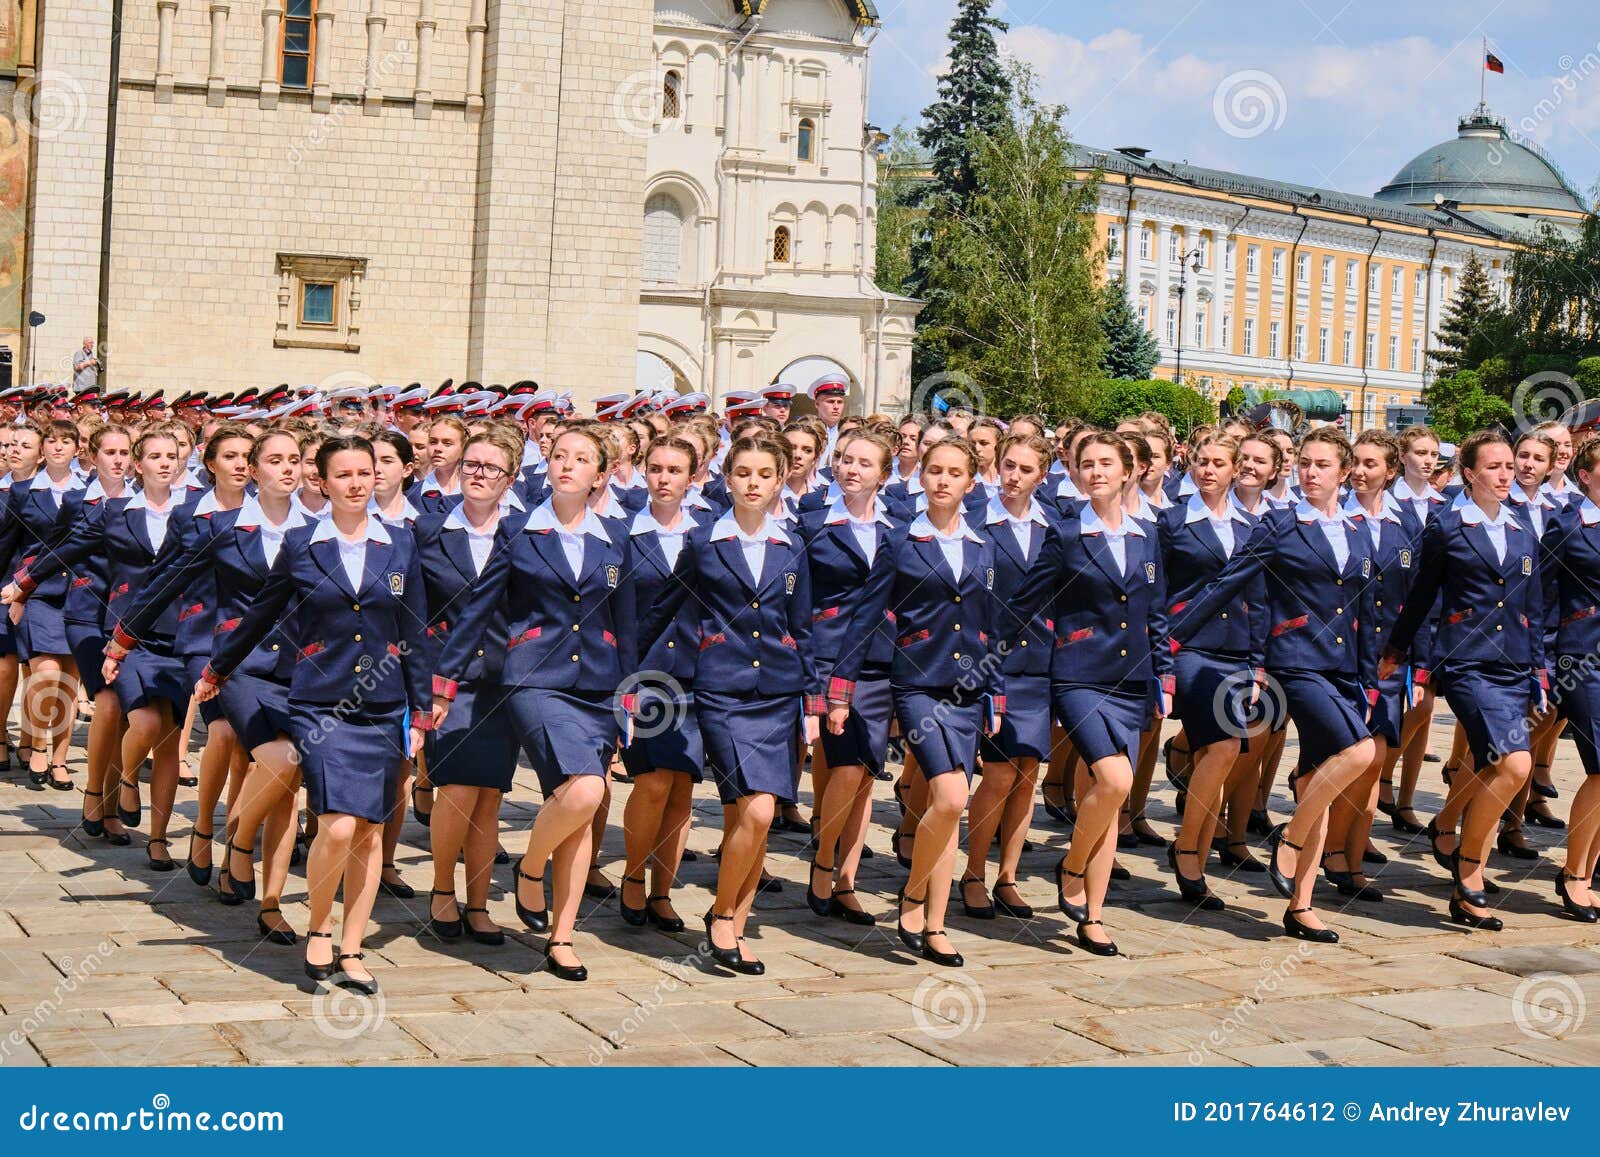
[2,371,1597,992]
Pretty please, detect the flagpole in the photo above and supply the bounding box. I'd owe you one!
[1480,35,1486,113]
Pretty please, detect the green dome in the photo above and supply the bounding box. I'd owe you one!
[1375,112,1586,217]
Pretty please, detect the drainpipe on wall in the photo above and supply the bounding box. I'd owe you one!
[700,13,761,398]
[1282,207,1309,389]
[97,0,125,376]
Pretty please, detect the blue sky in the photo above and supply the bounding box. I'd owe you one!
[867,0,1600,201]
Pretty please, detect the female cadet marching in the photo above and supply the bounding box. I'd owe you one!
[195,433,432,992]
[640,433,821,976]
[1383,430,1547,931]
[1171,428,1378,943]
[431,427,636,983]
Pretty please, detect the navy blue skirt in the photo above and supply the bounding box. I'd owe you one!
[0,607,18,657]
[1277,670,1369,774]
[896,687,983,781]
[1440,663,1536,771]
[979,673,1050,763]
[818,665,893,773]
[697,690,801,804]
[114,645,191,716]
[1053,682,1146,768]
[620,686,703,781]
[185,655,224,726]
[1368,671,1407,747]
[66,622,107,698]
[219,671,294,752]
[427,680,518,792]
[17,599,70,658]
[1171,648,1256,751]
[287,698,407,822]
[1551,660,1600,776]
[506,687,619,797]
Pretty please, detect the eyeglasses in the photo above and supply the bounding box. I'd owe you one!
[460,460,512,480]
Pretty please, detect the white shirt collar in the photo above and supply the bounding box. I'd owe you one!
[1392,476,1445,503]
[1177,474,1199,497]
[1579,497,1600,527]
[309,515,393,545]
[367,495,421,522]
[1343,491,1402,522]
[592,491,627,519]
[443,505,498,535]
[909,512,982,542]
[1055,475,1083,500]
[711,511,792,546]
[501,488,526,514]
[985,495,1049,528]
[1458,499,1519,530]
[1184,492,1250,525]
[192,488,224,516]
[237,493,306,531]
[1079,505,1147,538]
[126,489,176,512]
[825,496,894,528]
[1294,499,1355,527]
[31,470,85,492]
[631,507,700,537]
[525,499,612,541]
[84,478,122,502]
[1513,480,1553,508]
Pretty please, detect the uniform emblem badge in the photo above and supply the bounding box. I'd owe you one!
[785,572,797,595]
[1362,558,1371,578]
[1144,562,1156,584]
[986,567,995,590]
[388,572,404,595]
[1399,549,1412,569]
[606,564,620,589]
[1522,556,1533,575]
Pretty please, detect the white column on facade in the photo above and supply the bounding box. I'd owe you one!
[1155,222,1172,352]
[463,0,484,112]
[311,0,334,111]
[259,3,283,107]
[206,2,230,106]
[363,0,385,114]
[1217,225,1234,353]
[155,0,178,102]
[415,0,436,116]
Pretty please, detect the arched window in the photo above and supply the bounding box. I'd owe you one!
[662,70,682,120]
[642,193,684,283]
[797,118,815,162]
[772,226,791,263]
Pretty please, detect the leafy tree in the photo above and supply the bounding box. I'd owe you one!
[1098,277,1160,380]
[1088,378,1216,437]
[873,124,921,297]
[919,64,1105,417]
[1424,369,1514,441]
[1429,254,1505,377]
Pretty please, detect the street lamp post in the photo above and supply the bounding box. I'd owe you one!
[1173,248,1202,385]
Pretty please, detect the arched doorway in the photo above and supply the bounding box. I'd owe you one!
[637,351,690,394]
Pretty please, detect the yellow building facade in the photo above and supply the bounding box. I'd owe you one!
[1082,110,1589,430]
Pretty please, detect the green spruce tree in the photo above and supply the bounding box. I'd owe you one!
[1099,277,1160,380]
[921,64,1105,417]
[1429,253,1502,376]
[910,0,1012,382]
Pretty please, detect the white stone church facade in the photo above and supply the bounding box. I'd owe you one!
[25,0,917,410]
